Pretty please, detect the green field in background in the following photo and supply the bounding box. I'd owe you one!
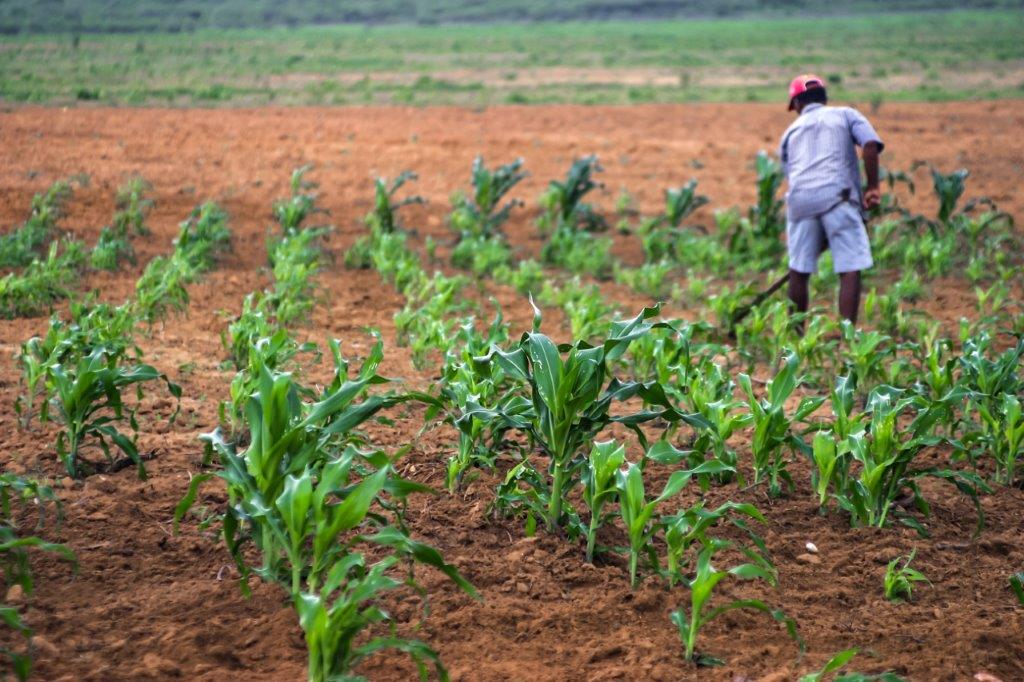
[1,10,1021,106]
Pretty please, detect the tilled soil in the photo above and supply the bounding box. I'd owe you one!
[0,102,1022,681]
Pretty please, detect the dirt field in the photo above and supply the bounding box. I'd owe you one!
[1,102,1023,681]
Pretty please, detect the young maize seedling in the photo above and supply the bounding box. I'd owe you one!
[0,473,76,681]
[273,165,323,235]
[434,312,514,492]
[113,176,153,236]
[613,259,675,299]
[15,300,140,428]
[265,228,327,325]
[661,500,765,589]
[537,155,605,235]
[134,202,230,324]
[976,393,1024,487]
[366,171,425,234]
[90,225,134,270]
[46,346,181,479]
[540,225,613,278]
[835,387,989,536]
[0,239,86,319]
[883,550,929,602]
[840,322,897,397]
[538,277,617,342]
[394,272,472,369]
[751,151,785,239]
[637,179,710,263]
[810,431,844,509]
[493,258,545,297]
[670,541,800,666]
[461,304,709,534]
[450,234,512,276]
[580,440,626,564]
[739,350,824,496]
[90,177,153,269]
[449,156,526,240]
[930,167,969,226]
[0,180,73,268]
[221,329,320,440]
[1011,572,1024,605]
[799,648,860,682]
[798,648,908,682]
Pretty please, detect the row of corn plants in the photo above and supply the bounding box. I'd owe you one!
[13,195,232,479]
[178,336,478,681]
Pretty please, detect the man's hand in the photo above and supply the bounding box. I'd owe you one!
[863,186,881,210]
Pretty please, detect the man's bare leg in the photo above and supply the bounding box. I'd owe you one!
[838,270,862,324]
[787,270,810,334]
[788,270,810,313]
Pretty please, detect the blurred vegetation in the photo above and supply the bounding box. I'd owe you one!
[1,0,1021,33]
[0,10,1020,106]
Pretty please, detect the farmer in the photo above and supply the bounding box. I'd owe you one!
[779,74,883,325]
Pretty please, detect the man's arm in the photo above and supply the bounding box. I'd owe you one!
[862,141,881,210]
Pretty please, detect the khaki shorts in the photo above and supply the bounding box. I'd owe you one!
[786,202,873,274]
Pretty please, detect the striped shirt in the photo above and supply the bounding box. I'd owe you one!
[778,103,884,222]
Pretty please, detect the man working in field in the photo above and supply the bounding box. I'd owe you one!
[779,74,883,324]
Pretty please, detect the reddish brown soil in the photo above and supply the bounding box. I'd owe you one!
[0,102,1022,681]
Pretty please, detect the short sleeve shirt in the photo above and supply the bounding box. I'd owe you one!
[778,103,884,222]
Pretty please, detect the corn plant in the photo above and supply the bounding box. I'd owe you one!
[44,346,180,478]
[647,374,748,491]
[931,167,969,226]
[883,550,929,602]
[134,251,194,323]
[493,258,545,297]
[1011,572,1024,605]
[220,329,320,439]
[0,473,76,681]
[449,156,526,240]
[638,179,710,262]
[462,304,709,534]
[366,171,424,234]
[0,239,86,319]
[540,225,613,278]
[670,541,799,666]
[0,180,73,268]
[90,177,153,269]
[616,458,734,587]
[15,300,139,428]
[90,225,134,270]
[579,440,626,564]
[537,277,616,342]
[274,165,323,235]
[450,234,512,276]
[834,388,989,536]
[799,648,908,682]
[976,393,1024,487]
[394,272,472,369]
[613,260,674,299]
[265,229,325,326]
[177,347,474,682]
[113,176,153,236]
[134,202,230,324]
[840,322,896,396]
[959,335,1024,484]
[724,153,786,262]
[661,501,766,589]
[738,350,824,496]
[537,155,605,235]
[434,312,516,492]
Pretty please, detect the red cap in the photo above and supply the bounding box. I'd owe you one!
[788,74,826,110]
